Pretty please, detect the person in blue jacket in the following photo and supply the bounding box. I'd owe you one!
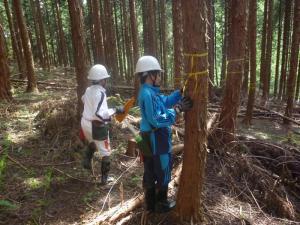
[135,56,193,213]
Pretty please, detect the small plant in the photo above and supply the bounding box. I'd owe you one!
[82,191,97,204]
[0,135,12,189]
[0,199,19,211]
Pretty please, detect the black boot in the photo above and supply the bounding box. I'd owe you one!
[155,187,176,213]
[82,142,96,170]
[144,187,156,212]
[101,156,111,185]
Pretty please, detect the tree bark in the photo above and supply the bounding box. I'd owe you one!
[92,0,105,64]
[143,0,156,56]
[160,0,168,86]
[295,59,300,101]
[244,0,257,125]
[259,0,268,94]
[218,0,247,143]
[129,0,140,102]
[284,0,300,124]
[278,0,292,100]
[36,0,50,70]
[220,0,228,88]
[0,23,12,101]
[4,0,23,75]
[103,0,118,81]
[67,0,88,116]
[13,0,38,93]
[273,0,283,97]
[55,0,69,67]
[175,0,208,222]
[207,0,215,99]
[172,0,184,89]
[262,0,273,103]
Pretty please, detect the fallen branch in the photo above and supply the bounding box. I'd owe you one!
[254,105,300,126]
[53,167,96,184]
[7,155,28,171]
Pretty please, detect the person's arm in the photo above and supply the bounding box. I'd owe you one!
[159,90,182,108]
[143,91,176,128]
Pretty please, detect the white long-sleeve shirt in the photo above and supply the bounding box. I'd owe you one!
[81,85,114,122]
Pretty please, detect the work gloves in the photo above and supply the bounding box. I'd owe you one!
[115,105,125,114]
[174,96,193,113]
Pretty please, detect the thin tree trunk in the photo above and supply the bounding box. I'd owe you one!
[278,0,292,100]
[218,0,247,143]
[30,0,44,68]
[129,0,140,101]
[295,59,300,101]
[244,0,257,125]
[175,0,208,222]
[0,23,12,100]
[67,0,88,116]
[262,0,273,103]
[220,0,228,88]
[207,0,215,99]
[144,0,156,56]
[4,0,23,75]
[36,0,50,70]
[116,1,124,80]
[92,0,105,64]
[160,0,167,86]
[284,0,300,124]
[13,0,38,93]
[172,0,183,89]
[103,0,118,81]
[259,0,268,94]
[274,0,283,97]
[55,0,69,67]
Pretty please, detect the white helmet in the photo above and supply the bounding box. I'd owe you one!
[135,56,163,74]
[87,64,110,80]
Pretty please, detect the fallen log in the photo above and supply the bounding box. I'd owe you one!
[254,105,300,126]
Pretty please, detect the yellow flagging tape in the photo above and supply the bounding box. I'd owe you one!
[184,52,208,58]
[183,70,209,94]
[226,58,245,65]
[227,71,243,74]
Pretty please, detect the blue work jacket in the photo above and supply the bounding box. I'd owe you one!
[138,83,182,155]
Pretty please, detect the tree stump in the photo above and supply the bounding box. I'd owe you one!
[126,138,138,157]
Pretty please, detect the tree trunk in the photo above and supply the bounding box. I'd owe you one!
[218,0,247,143]
[44,0,57,66]
[175,0,208,222]
[244,0,257,125]
[115,0,124,80]
[207,0,215,99]
[36,0,50,70]
[103,0,118,81]
[13,0,38,93]
[220,0,228,88]
[273,0,283,98]
[262,0,273,103]
[55,0,69,67]
[160,0,168,86]
[121,0,133,82]
[92,0,105,64]
[12,12,26,78]
[4,0,23,75]
[295,59,300,101]
[284,0,300,124]
[172,0,183,89]
[67,0,88,116]
[259,0,268,95]
[143,0,156,56]
[278,0,292,100]
[29,0,44,68]
[0,23,12,101]
[129,0,140,102]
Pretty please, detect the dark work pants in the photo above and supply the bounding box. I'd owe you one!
[143,153,172,189]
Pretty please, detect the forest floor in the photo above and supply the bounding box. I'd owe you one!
[0,68,300,225]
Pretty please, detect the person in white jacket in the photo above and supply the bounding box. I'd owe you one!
[81,64,124,185]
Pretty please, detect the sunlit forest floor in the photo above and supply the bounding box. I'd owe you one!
[0,68,300,225]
